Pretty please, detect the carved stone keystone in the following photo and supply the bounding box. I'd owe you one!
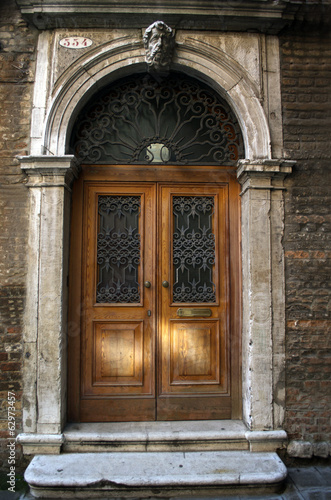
[143,21,175,76]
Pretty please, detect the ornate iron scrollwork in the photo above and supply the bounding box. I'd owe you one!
[173,196,216,303]
[96,195,141,303]
[70,73,244,165]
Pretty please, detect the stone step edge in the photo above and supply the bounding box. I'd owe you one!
[18,429,287,454]
[63,438,250,453]
[25,451,287,499]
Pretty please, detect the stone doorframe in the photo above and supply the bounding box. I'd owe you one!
[18,29,293,454]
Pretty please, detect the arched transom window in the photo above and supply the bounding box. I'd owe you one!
[70,73,244,165]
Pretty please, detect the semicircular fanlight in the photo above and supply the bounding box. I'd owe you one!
[69,73,244,165]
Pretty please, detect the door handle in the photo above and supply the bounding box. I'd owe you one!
[162,280,169,288]
[144,281,151,288]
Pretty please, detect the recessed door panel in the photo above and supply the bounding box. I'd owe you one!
[94,321,143,386]
[170,320,219,384]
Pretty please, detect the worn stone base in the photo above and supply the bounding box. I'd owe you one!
[287,440,331,459]
[25,450,287,498]
[63,420,248,453]
[18,420,287,455]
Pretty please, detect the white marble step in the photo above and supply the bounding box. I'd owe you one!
[25,450,287,498]
[63,420,249,452]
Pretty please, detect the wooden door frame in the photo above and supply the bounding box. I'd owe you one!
[68,164,242,422]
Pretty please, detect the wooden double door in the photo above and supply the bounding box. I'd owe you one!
[68,166,241,422]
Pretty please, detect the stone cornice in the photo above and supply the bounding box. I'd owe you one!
[18,155,79,190]
[15,0,317,33]
[237,159,295,178]
[236,159,295,194]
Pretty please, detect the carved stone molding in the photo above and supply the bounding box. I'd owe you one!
[36,33,273,160]
[16,0,322,34]
[19,155,79,189]
[237,159,295,193]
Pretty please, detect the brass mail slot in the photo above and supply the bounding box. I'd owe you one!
[177,308,212,318]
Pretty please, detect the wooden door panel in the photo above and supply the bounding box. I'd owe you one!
[158,184,231,419]
[157,396,232,421]
[170,320,220,385]
[80,399,156,422]
[94,321,143,386]
[80,183,156,421]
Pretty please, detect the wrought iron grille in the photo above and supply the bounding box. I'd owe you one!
[70,73,244,165]
[96,195,141,303]
[173,196,216,303]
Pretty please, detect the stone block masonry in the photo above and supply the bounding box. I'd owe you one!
[0,0,38,473]
[281,30,331,457]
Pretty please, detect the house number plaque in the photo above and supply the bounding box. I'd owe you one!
[59,37,93,49]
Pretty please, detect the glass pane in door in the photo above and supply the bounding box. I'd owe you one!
[96,195,141,303]
[172,195,216,303]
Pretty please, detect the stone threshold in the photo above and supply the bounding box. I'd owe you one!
[25,450,287,498]
[18,421,287,454]
[64,420,248,453]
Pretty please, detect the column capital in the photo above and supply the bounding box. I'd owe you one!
[18,155,79,190]
[237,159,295,193]
[237,159,295,178]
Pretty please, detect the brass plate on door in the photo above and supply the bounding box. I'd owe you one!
[176,308,212,318]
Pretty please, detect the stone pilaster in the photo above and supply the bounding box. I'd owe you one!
[237,160,293,431]
[18,156,78,448]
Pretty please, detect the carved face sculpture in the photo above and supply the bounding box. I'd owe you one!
[144,22,175,74]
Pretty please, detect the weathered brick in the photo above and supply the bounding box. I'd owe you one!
[0,362,21,371]
[0,0,37,472]
[282,29,331,446]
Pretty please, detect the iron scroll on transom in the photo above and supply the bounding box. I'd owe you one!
[70,73,244,165]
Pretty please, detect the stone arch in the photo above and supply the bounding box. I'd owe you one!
[43,36,271,160]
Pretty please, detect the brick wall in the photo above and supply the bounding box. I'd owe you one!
[281,29,331,455]
[0,0,38,473]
